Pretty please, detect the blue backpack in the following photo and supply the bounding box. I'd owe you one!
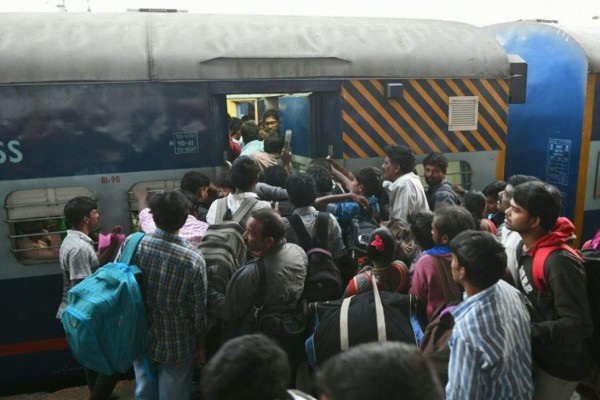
[62,232,148,375]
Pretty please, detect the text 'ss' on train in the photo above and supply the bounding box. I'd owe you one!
[0,12,529,393]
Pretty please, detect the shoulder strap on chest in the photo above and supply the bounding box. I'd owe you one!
[289,214,312,250]
[432,255,461,300]
[117,232,145,274]
[231,197,259,223]
[214,198,229,223]
[254,258,267,309]
[532,244,582,292]
[315,212,330,249]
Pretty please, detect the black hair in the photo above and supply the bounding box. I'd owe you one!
[262,109,279,122]
[434,205,477,242]
[353,166,383,198]
[149,190,190,232]
[229,117,242,135]
[384,145,416,174]
[249,208,286,242]
[263,132,285,154]
[231,156,260,191]
[181,171,210,194]
[407,209,435,250]
[64,196,97,229]
[201,334,290,400]
[241,114,255,122]
[241,120,260,144]
[513,181,561,231]
[308,158,333,174]
[286,173,317,208]
[214,170,233,190]
[450,230,507,289]
[422,152,448,174]
[463,191,487,230]
[482,180,507,199]
[306,165,332,194]
[366,227,396,265]
[262,165,288,188]
[317,341,444,400]
[507,174,540,188]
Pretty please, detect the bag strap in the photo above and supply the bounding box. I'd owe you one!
[232,197,259,223]
[214,198,229,224]
[339,296,352,351]
[315,212,330,249]
[432,255,462,301]
[255,258,267,309]
[391,260,408,293]
[372,274,387,343]
[289,214,312,250]
[532,244,581,292]
[117,232,145,270]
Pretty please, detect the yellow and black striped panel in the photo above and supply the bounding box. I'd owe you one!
[342,79,508,159]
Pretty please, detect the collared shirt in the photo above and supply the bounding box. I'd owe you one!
[56,230,99,319]
[446,280,533,400]
[205,192,272,225]
[240,140,264,156]
[138,208,208,247]
[326,195,380,225]
[386,172,429,221]
[133,228,207,363]
[426,180,459,210]
[284,206,346,258]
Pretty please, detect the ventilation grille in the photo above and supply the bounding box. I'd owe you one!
[448,96,479,131]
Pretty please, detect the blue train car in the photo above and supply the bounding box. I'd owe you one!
[0,13,513,393]
[486,21,600,243]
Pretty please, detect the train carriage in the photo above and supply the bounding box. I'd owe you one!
[0,13,515,393]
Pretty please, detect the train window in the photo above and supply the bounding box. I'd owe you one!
[415,160,472,191]
[5,187,94,265]
[128,180,181,232]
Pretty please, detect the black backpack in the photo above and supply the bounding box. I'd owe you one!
[288,213,342,302]
[346,214,380,258]
[574,249,600,364]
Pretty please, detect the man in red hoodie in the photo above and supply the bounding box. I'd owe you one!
[506,181,592,400]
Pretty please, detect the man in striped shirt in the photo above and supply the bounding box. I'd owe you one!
[131,190,207,400]
[446,230,533,399]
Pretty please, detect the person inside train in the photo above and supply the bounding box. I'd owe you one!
[202,333,315,400]
[239,120,264,156]
[381,144,429,222]
[56,196,122,400]
[482,180,506,228]
[446,230,533,399]
[227,117,242,162]
[409,205,476,320]
[317,341,444,400]
[15,219,61,261]
[262,109,280,134]
[462,190,497,235]
[422,152,461,211]
[506,181,592,400]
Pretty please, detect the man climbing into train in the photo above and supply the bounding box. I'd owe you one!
[506,181,592,400]
[56,196,122,400]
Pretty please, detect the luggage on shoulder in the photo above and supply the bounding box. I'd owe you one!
[288,212,342,302]
[346,214,380,259]
[305,277,425,368]
[61,232,147,375]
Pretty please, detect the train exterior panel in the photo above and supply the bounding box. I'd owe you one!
[0,13,511,393]
[487,21,600,244]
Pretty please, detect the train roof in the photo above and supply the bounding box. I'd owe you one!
[489,21,600,73]
[0,13,510,84]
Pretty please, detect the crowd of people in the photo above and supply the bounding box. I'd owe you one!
[56,109,597,400]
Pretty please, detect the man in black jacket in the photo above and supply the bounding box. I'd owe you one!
[506,181,592,400]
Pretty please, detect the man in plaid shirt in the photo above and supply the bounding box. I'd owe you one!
[131,190,207,400]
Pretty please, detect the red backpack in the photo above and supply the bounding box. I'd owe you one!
[531,244,582,292]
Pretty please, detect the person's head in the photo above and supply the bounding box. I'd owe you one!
[498,174,540,212]
[181,171,211,202]
[262,109,280,132]
[382,145,416,181]
[240,120,260,144]
[317,341,444,400]
[463,191,487,219]
[432,205,477,246]
[201,333,290,400]
[231,156,261,192]
[241,114,255,122]
[450,230,506,290]
[258,121,266,138]
[64,196,99,230]
[228,117,242,140]
[243,209,286,253]
[214,170,233,198]
[422,152,448,187]
[482,180,506,215]
[286,173,317,208]
[366,227,396,265]
[352,167,383,197]
[309,158,333,174]
[306,165,333,194]
[507,181,561,234]
[149,190,190,232]
[408,209,435,250]
[261,165,288,188]
[263,132,285,155]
